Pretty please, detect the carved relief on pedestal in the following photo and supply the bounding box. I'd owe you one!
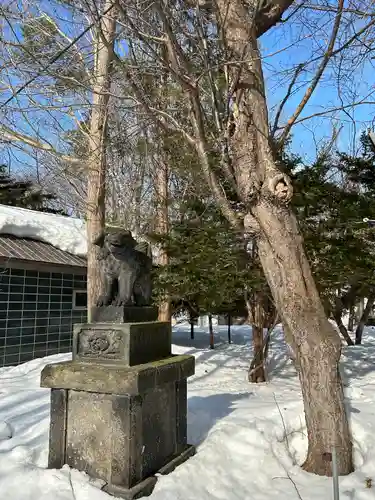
[77,329,122,360]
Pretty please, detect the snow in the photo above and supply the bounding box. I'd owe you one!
[0,204,87,256]
[0,204,158,259]
[1,325,375,500]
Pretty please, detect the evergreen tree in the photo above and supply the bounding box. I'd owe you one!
[153,198,258,320]
[0,164,66,215]
[288,142,375,344]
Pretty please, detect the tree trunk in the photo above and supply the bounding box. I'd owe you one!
[249,325,265,382]
[190,317,195,340]
[86,0,116,318]
[348,305,355,331]
[215,0,353,475]
[154,160,171,322]
[333,285,362,343]
[355,293,375,345]
[356,297,365,323]
[255,205,353,474]
[248,291,266,383]
[208,314,214,349]
[333,313,354,346]
[227,314,232,344]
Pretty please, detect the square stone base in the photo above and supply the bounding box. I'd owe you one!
[42,357,195,494]
[72,321,171,366]
[102,445,195,500]
[91,306,158,324]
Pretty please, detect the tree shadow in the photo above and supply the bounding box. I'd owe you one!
[340,344,375,383]
[187,392,251,445]
[266,347,297,381]
[172,325,299,384]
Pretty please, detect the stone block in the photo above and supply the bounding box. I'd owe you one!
[90,306,158,324]
[44,357,196,499]
[48,388,68,469]
[41,355,195,395]
[43,312,195,499]
[72,321,171,366]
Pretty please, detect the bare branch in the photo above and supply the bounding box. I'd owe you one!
[0,124,80,164]
[277,0,345,148]
[271,63,304,138]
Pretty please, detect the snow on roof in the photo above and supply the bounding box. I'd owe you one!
[0,204,87,257]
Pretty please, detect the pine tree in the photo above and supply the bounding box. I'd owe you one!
[0,164,66,215]
[288,143,375,344]
[153,198,256,321]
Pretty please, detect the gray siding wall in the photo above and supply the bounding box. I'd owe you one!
[0,266,87,367]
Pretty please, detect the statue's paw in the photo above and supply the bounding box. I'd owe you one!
[96,296,112,307]
[113,297,132,307]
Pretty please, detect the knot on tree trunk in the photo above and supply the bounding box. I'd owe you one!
[266,174,293,203]
[244,213,261,235]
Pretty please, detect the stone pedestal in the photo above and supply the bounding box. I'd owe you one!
[41,307,195,499]
[90,306,159,324]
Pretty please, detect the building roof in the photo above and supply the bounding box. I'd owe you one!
[0,234,86,268]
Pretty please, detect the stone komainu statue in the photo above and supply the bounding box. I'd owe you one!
[93,228,153,307]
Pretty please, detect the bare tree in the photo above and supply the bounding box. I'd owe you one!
[115,0,353,475]
[85,0,117,313]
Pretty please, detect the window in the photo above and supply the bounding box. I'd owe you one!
[72,290,87,310]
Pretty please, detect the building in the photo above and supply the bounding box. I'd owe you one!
[0,233,87,367]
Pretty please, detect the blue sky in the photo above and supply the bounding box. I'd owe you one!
[1,0,374,174]
[261,5,375,160]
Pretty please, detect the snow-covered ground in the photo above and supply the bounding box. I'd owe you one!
[0,325,374,500]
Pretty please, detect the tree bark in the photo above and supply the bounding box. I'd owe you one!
[86,0,116,318]
[190,319,195,340]
[208,314,214,349]
[248,291,266,383]
[215,0,353,475]
[154,160,171,322]
[333,311,354,346]
[348,305,355,331]
[355,293,375,345]
[227,314,232,344]
[249,324,265,382]
[255,204,353,474]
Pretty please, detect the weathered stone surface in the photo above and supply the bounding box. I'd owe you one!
[45,377,195,497]
[48,389,68,469]
[72,321,171,366]
[41,355,195,395]
[102,445,195,500]
[142,383,176,477]
[111,395,143,488]
[91,306,158,324]
[175,380,188,453]
[43,312,196,499]
[65,391,113,480]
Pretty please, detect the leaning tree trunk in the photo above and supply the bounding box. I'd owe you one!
[86,0,116,318]
[215,0,353,475]
[255,203,353,474]
[333,310,354,346]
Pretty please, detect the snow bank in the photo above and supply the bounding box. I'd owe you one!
[1,326,375,500]
[0,204,87,256]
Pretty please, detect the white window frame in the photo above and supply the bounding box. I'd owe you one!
[72,289,87,310]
